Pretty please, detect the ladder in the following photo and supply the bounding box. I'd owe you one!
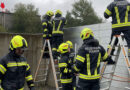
[34,39,62,90]
[100,35,130,90]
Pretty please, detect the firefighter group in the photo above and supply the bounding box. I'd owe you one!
[0,0,130,90]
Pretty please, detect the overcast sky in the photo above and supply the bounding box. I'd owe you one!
[1,0,130,20]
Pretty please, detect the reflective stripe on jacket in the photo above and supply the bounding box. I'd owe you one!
[74,39,109,80]
[104,0,130,31]
[0,51,34,89]
[52,16,67,35]
[59,53,72,83]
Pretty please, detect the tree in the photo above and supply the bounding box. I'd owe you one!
[11,3,42,33]
[65,0,102,27]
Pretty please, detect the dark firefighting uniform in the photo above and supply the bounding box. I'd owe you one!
[104,0,130,56]
[58,53,73,90]
[52,14,67,59]
[42,15,53,40]
[0,51,34,90]
[42,15,53,58]
[69,50,76,90]
[73,38,114,90]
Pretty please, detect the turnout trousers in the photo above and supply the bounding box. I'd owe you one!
[76,79,100,90]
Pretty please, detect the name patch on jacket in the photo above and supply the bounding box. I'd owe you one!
[85,47,100,53]
[114,1,128,6]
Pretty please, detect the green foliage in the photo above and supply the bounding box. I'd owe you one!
[65,0,102,27]
[0,24,7,32]
[11,3,42,33]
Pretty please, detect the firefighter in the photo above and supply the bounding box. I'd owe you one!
[58,43,73,90]
[104,0,130,59]
[0,35,34,90]
[52,10,67,61]
[42,10,54,58]
[73,28,115,90]
[42,10,54,40]
[66,40,76,90]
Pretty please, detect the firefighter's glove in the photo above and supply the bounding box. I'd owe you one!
[107,58,115,65]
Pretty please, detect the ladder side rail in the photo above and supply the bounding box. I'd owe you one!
[118,36,130,74]
[100,36,117,80]
[47,40,59,90]
[44,57,51,84]
[107,44,121,89]
[34,40,47,81]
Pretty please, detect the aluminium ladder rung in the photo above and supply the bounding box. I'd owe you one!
[58,87,62,89]
[43,51,49,53]
[34,79,46,83]
[103,71,114,75]
[39,63,49,65]
[37,73,48,77]
[39,69,48,71]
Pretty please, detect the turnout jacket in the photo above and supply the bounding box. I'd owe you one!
[52,15,67,36]
[73,38,109,80]
[104,0,130,31]
[0,51,34,90]
[58,53,73,84]
[42,16,53,38]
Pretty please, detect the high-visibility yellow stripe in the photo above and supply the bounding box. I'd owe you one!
[59,63,67,67]
[42,22,47,26]
[0,64,7,74]
[74,87,76,90]
[114,7,120,24]
[102,52,108,60]
[112,22,130,28]
[26,75,33,81]
[86,54,91,76]
[57,20,62,31]
[60,78,72,83]
[43,34,46,37]
[26,64,30,71]
[105,9,112,16]
[52,48,57,51]
[49,34,52,37]
[52,31,63,34]
[30,84,34,87]
[44,29,48,32]
[125,6,129,23]
[94,53,101,75]
[64,68,68,73]
[73,65,80,72]
[7,62,27,67]
[76,55,85,63]
[0,68,5,74]
[79,73,100,80]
